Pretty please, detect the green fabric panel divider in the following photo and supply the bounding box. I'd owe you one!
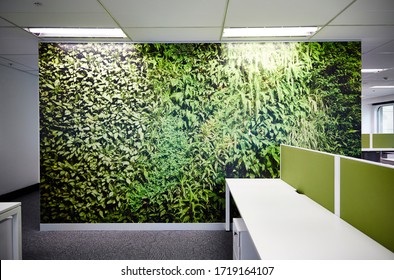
[281,145,335,213]
[372,134,394,148]
[340,158,394,252]
[362,134,370,148]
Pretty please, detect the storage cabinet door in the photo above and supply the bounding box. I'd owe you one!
[0,218,13,260]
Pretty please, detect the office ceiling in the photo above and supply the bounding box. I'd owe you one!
[1,0,394,100]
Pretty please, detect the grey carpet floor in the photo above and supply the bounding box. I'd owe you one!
[5,188,233,260]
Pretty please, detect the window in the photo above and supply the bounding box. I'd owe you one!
[377,103,394,133]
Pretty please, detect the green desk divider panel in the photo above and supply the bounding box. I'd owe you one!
[372,134,394,148]
[341,158,394,252]
[281,145,335,213]
[362,134,370,149]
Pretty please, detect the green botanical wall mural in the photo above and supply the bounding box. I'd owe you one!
[39,42,361,223]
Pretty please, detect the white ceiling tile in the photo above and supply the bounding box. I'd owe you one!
[0,28,38,54]
[362,38,394,99]
[0,27,34,38]
[332,0,394,25]
[0,18,13,26]
[0,39,38,55]
[124,27,222,42]
[0,12,117,28]
[363,40,394,69]
[362,38,394,54]
[225,0,354,27]
[369,40,394,55]
[0,0,105,13]
[0,54,38,70]
[313,25,394,40]
[101,0,227,27]
[363,53,394,69]
[363,90,394,100]
[2,54,38,70]
[363,91,394,101]
[313,25,394,55]
[0,0,116,28]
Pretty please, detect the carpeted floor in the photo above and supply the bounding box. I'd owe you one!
[2,187,233,260]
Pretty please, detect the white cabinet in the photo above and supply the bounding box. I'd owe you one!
[0,202,22,260]
[0,218,13,259]
[233,218,260,260]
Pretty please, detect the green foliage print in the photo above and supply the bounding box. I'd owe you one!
[39,42,361,223]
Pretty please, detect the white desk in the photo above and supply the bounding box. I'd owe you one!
[226,178,394,260]
[362,148,394,152]
[0,202,22,260]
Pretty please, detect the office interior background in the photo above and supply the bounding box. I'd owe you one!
[1,0,394,259]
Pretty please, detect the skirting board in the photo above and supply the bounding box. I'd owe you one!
[40,223,226,231]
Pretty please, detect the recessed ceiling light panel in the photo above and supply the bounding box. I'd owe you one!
[361,69,388,73]
[25,28,127,38]
[222,27,319,38]
[370,86,394,89]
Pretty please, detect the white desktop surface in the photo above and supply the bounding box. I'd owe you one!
[226,178,394,260]
[0,202,21,214]
[362,148,394,152]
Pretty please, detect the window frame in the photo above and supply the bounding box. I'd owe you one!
[377,103,394,133]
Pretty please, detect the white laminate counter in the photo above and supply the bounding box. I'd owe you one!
[226,178,394,260]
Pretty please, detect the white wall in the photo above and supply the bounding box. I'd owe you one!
[0,65,39,196]
[362,94,394,134]
[362,102,374,134]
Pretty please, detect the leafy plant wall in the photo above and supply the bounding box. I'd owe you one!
[39,42,361,223]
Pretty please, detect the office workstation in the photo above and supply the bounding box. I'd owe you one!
[362,133,394,164]
[226,145,394,260]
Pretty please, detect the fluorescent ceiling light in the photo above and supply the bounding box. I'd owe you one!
[25,28,126,38]
[361,69,388,73]
[370,86,394,89]
[222,27,319,38]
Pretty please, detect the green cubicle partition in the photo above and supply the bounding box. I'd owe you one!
[372,134,394,148]
[281,145,394,252]
[280,145,335,213]
[361,134,370,149]
[340,158,394,252]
